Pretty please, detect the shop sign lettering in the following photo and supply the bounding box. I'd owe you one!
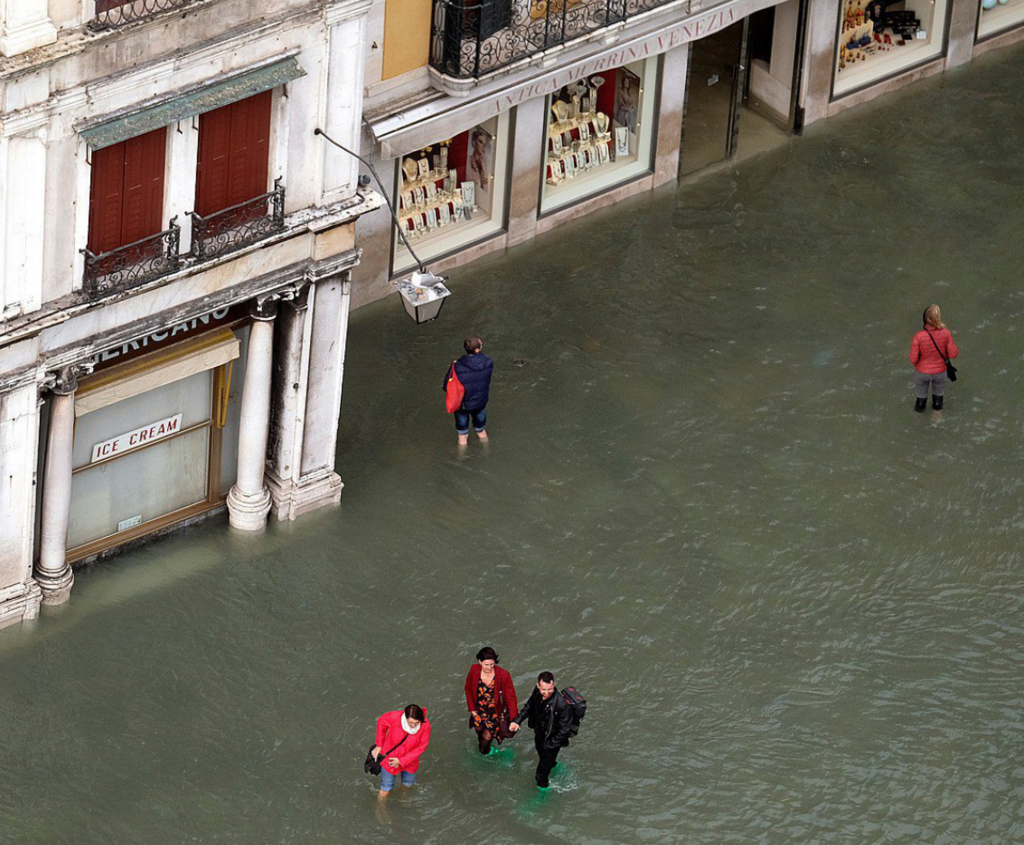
[492,6,736,114]
[92,307,233,368]
[91,414,183,463]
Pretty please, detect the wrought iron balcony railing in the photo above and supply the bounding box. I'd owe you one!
[82,220,182,297]
[188,180,286,262]
[430,0,683,79]
[91,0,197,30]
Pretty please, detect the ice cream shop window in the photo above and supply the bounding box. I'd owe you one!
[392,112,511,274]
[834,0,951,97]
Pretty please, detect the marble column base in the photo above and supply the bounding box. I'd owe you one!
[35,565,74,607]
[0,581,43,629]
[265,469,343,521]
[226,484,272,531]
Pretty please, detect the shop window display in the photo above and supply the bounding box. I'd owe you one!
[834,0,950,96]
[393,113,511,272]
[540,58,658,213]
[977,0,1024,39]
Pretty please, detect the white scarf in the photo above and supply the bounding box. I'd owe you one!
[401,714,421,734]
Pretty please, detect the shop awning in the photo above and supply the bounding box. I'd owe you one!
[76,328,240,416]
[80,57,305,150]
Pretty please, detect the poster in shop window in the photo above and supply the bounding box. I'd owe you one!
[467,126,494,201]
[614,68,640,135]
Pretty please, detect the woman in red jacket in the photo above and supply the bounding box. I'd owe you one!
[371,704,431,798]
[909,304,959,412]
[465,646,518,756]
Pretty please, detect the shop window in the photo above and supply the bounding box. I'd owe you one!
[834,0,951,97]
[977,0,1024,40]
[66,328,240,558]
[539,58,658,214]
[87,127,168,256]
[195,90,272,217]
[393,111,511,273]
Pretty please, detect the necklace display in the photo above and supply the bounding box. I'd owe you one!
[398,144,470,241]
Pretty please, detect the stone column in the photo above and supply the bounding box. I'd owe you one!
[227,298,279,530]
[0,383,43,627]
[35,366,79,606]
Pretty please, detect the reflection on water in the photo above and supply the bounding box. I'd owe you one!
[2,44,1024,845]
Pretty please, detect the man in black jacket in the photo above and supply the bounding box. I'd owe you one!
[510,672,573,788]
[442,336,493,446]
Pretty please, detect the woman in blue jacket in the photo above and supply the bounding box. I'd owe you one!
[443,336,494,446]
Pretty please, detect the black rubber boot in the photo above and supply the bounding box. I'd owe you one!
[932,395,944,411]
[914,398,927,413]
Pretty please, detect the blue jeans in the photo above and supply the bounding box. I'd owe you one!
[379,769,416,792]
[454,407,487,435]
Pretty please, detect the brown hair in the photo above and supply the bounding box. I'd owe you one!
[923,304,946,330]
[464,336,483,354]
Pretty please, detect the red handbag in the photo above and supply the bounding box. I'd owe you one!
[445,361,465,413]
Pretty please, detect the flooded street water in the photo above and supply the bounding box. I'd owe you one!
[3,44,1024,845]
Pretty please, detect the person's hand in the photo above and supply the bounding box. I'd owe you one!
[470,710,477,717]
[388,757,401,768]
[509,722,520,732]
[371,746,382,758]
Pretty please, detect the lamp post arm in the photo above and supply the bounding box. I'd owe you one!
[314,128,426,274]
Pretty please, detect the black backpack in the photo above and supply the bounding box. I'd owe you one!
[560,687,587,736]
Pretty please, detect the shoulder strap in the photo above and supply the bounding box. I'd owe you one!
[924,330,949,363]
[383,730,410,758]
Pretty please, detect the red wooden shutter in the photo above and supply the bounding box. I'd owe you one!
[121,129,167,246]
[195,91,272,217]
[88,141,127,255]
[87,127,167,254]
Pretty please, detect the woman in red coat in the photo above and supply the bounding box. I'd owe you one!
[910,304,959,412]
[464,646,518,756]
[371,704,431,798]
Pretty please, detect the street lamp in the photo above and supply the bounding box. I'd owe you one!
[314,128,451,324]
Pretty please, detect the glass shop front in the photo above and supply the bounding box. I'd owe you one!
[833,0,951,97]
[540,57,659,213]
[392,112,512,273]
[65,307,248,562]
[977,0,1024,39]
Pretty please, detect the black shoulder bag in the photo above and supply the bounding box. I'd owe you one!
[925,330,958,382]
[364,732,408,776]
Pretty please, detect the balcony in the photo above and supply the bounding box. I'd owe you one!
[430,0,683,80]
[80,183,286,299]
[90,0,198,30]
[82,222,181,297]
[188,180,286,262]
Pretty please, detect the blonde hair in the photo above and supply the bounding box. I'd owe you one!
[924,304,945,330]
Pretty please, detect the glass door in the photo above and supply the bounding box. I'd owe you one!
[679,21,748,176]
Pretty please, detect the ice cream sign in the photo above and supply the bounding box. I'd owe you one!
[91,414,183,463]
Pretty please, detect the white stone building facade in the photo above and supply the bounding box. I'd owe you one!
[0,0,380,626]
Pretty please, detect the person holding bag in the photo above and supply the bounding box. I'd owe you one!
[441,336,494,446]
[909,304,959,412]
[464,646,518,756]
[368,704,431,798]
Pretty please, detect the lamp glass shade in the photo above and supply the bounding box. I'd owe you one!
[394,272,451,324]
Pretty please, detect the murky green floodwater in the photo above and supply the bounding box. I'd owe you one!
[3,44,1024,845]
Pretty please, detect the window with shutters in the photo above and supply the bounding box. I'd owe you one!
[88,127,168,256]
[190,90,284,260]
[195,91,272,218]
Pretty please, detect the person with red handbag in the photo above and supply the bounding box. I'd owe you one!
[442,336,494,446]
[464,646,518,756]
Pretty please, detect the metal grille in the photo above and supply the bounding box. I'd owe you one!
[430,0,689,79]
[189,179,286,262]
[82,221,182,297]
[91,0,198,29]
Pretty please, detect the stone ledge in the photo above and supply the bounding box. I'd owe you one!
[0,581,42,631]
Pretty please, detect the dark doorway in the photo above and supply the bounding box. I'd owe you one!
[679,0,804,178]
